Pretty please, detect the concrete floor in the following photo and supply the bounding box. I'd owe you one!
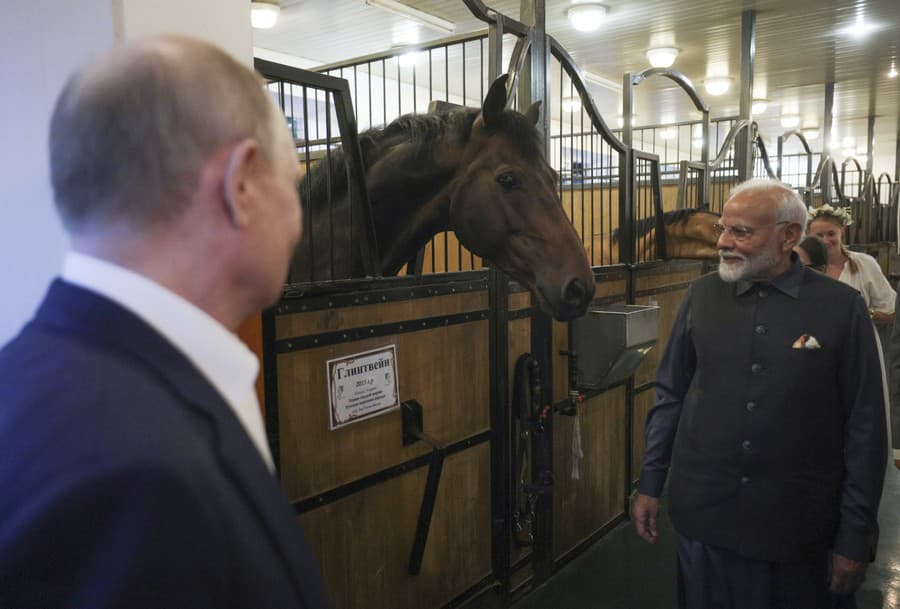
[513,467,900,609]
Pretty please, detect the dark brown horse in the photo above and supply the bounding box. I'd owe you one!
[298,75,595,321]
[602,208,721,262]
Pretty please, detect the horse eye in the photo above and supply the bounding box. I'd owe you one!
[496,172,521,192]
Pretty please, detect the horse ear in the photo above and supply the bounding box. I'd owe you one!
[482,74,509,127]
[525,101,541,126]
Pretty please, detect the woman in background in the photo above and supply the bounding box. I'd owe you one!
[808,204,895,322]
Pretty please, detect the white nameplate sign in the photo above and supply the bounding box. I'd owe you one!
[327,345,400,430]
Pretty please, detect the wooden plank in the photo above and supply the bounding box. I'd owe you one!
[632,287,690,388]
[276,320,490,501]
[300,444,492,609]
[508,291,532,311]
[275,291,488,339]
[552,387,627,558]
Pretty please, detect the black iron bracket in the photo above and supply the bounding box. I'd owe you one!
[400,400,445,576]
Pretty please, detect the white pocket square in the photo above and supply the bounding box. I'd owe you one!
[792,334,821,349]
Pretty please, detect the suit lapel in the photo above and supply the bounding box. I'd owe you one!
[35,280,329,608]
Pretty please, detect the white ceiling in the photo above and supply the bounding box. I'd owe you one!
[254,0,900,175]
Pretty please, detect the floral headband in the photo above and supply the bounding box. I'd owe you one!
[808,203,853,227]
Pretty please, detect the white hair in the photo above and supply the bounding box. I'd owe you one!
[727,178,808,238]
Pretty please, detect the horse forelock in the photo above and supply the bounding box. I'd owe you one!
[481,111,544,162]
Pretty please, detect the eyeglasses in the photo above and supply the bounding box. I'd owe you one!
[713,221,790,242]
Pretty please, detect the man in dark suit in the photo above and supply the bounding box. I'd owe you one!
[632,179,886,608]
[0,36,330,608]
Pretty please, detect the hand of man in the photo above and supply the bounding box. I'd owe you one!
[631,493,660,544]
[829,553,867,595]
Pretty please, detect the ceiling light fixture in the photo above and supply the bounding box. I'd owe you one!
[780,114,800,129]
[801,127,820,141]
[751,98,769,115]
[890,60,898,78]
[562,97,582,113]
[646,47,679,68]
[251,1,281,29]
[842,14,877,39]
[659,127,678,140]
[703,76,732,96]
[365,0,456,33]
[398,51,423,68]
[616,114,636,128]
[567,3,608,33]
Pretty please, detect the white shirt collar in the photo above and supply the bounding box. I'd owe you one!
[61,251,274,472]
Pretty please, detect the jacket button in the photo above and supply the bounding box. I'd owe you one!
[746,402,757,412]
[742,440,752,450]
[741,476,751,485]
[751,363,762,373]
[755,325,767,335]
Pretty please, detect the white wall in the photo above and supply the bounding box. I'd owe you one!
[0,0,114,346]
[0,0,250,346]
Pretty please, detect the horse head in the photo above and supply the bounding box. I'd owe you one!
[447,75,595,321]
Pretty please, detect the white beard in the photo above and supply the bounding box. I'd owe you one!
[718,241,783,283]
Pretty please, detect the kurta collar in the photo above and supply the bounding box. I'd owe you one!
[735,252,804,299]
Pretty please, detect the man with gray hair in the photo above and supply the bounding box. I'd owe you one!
[0,36,330,608]
[632,179,886,608]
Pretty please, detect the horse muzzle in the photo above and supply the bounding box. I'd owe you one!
[538,276,596,321]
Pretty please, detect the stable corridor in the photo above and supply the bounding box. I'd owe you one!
[514,468,900,609]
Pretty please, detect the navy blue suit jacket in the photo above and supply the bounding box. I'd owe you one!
[0,280,331,609]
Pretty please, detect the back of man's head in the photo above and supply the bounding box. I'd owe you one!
[49,35,278,233]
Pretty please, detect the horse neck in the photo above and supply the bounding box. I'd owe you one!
[369,129,467,274]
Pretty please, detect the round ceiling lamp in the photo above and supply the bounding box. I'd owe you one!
[659,127,678,140]
[703,76,731,96]
[562,97,582,113]
[251,1,281,29]
[751,98,769,115]
[616,114,636,128]
[567,3,608,32]
[801,127,820,140]
[646,47,679,68]
[780,114,800,129]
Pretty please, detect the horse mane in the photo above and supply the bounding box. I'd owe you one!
[301,105,544,209]
[612,208,719,242]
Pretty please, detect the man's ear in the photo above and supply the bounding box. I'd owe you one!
[784,222,803,250]
[222,139,260,228]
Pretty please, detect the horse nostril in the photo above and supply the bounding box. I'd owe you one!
[563,278,589,305]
